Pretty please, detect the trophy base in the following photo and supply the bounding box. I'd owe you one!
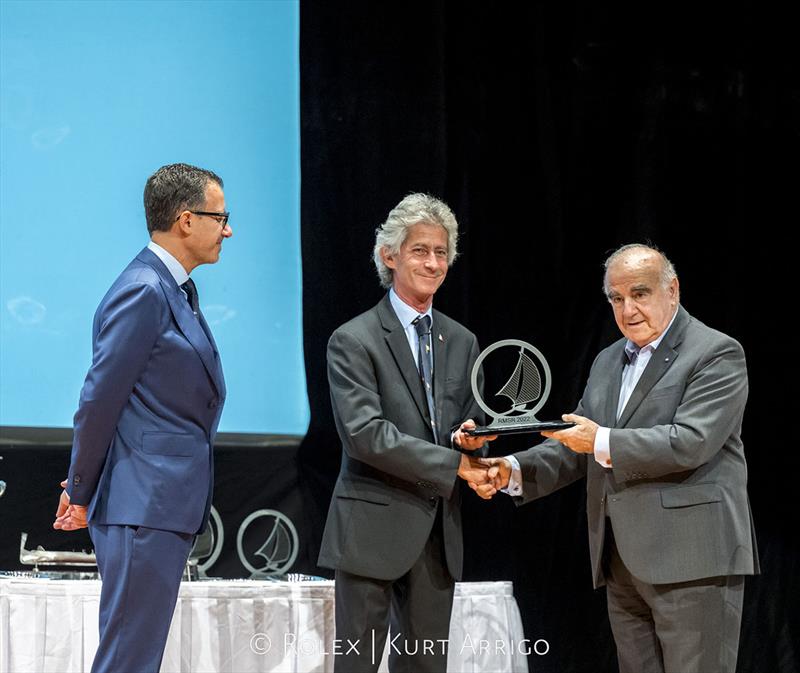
[465,420,575,436]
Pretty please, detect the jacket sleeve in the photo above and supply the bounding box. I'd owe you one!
[513,398,588,505]
[67,282,165,505]
[327,328,462,498]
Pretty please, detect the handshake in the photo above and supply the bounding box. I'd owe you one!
[453,414,598,499]
[453,418,510,500]
[458,455,511,500]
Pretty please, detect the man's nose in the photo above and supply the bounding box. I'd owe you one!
[423,251,439,267]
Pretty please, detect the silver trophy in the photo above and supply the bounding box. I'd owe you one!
[465,339,574,436]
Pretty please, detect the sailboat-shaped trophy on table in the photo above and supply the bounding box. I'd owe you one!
[466,339,575,436]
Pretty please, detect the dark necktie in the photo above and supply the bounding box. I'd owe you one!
[181,279,199,315]
[181,278,219,363]
[413,314,438,443]
[617,344,647,421]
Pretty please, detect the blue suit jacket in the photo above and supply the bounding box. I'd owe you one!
[66,247,226,534]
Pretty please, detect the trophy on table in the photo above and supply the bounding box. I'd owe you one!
[465,339,575,436]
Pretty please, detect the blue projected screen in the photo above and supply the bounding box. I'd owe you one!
[0,1,308,436]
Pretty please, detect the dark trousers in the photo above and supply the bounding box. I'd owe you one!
[603,524,745,673]
[333,506,455,673]
[89,523,194,673]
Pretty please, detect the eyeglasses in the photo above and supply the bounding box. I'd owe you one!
[189,210,230,227]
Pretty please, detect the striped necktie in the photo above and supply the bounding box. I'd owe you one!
[413,314,438,442]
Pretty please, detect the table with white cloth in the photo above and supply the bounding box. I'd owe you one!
[0,577,527,673]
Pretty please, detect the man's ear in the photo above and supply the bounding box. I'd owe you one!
[669,277,680,304]
[380,246,396,269]
[174,210,192,236]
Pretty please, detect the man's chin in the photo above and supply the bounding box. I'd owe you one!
[625,329,653,345]
[419,280,443,294]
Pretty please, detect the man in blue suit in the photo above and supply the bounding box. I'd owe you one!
[53,163,232,673]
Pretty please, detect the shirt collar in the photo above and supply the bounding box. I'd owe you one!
[389,287,433,328]
[624,306,679,360]
[147,240,189,287]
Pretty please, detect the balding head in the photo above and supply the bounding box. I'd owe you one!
[603,244,680,347]
[603,244,677,297]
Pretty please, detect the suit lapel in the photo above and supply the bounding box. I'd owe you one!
[616,307,688,427]
[432,310,448,439]
[378,295,430,425]
[606,342,626,427]
[136,248,224,396]
[196,307,226,399]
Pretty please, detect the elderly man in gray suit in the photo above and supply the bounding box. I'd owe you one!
[474,243,758,673]
[318,193,494,673]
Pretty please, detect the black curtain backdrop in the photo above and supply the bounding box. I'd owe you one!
[298,2,798,672]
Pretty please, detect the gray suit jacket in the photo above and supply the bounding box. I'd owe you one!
[515,306,759,587]
[318,294,484,581]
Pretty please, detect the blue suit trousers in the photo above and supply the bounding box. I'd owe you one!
[89,523,193,673]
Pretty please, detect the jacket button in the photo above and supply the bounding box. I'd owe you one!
[208,399,218,409]
[429,496,437,506]
[73,475,81,485]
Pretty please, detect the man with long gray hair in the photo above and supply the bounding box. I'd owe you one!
[319,193,494,672]
[473,243,759,673]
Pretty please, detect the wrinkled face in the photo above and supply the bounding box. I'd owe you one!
[606,250,679,347]
[185,181,232,267]
[382,222,449,308]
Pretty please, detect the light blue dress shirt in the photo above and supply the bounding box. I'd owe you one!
[389,287,434,372]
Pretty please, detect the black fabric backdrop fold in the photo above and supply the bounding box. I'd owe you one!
[298,2,798,672]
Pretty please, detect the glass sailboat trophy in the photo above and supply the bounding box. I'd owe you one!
[465,339,575,436]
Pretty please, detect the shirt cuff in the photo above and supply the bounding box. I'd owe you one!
[502,455,523,496]
[594,427,613,468]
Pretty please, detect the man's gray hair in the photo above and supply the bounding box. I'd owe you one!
[373,193,459,288]
[602,243,678,296]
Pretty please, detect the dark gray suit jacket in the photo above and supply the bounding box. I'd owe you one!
[318,294,483,581]
[515,306,759,587]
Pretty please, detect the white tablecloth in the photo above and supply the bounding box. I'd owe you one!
[0,578,527,673]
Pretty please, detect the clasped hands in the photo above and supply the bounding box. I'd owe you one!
[457,414,599,500]
[53,480,88,531]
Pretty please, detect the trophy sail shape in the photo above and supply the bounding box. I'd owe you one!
[467,338,575,435]
[496,348,541,412]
